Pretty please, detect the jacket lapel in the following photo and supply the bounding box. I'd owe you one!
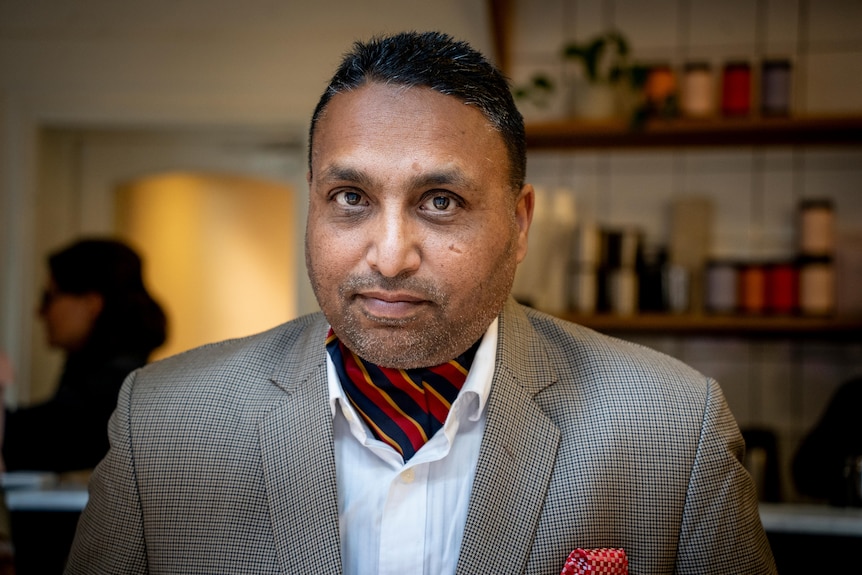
[457,300,562,574]
[258,318,344,574]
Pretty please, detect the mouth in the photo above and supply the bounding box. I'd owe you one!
[354,290,432,321]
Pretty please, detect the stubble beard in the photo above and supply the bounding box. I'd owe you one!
[310,236,519,369]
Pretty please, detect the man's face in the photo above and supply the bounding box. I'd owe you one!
[306,82,533,369]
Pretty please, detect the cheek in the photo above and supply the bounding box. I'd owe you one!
[431,239,494,287]
[308,227,359,284]
[43,304,67,330]
[42,303,88,346]
[67,305,96,334]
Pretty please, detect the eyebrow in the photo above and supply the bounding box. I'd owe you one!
[318,163,474,192]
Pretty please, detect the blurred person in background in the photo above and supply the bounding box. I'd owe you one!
[0,238,166,473]
[793,376,862,506]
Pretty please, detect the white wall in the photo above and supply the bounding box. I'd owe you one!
[0,0,491,126]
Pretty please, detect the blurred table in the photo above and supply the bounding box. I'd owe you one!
[760,503,862,574]
[760,502,862,536]
[2,471,90,575]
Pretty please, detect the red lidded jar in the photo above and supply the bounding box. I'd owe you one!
[765,262,797,315]
[722,61,751,117]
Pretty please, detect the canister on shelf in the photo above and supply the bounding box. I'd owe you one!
[798,199,835,256]
[722,61,751,117]
[681,61,715,117]
[571,267,599,315]
[609,268,639,316]
[798,255,835,316]
[765,261,797,315]
[664,264,690,314]
[637,243,667,312]
[738,262,766,314]
[761,58,792,116]
[570,224,601,314]
[705,260,738,314]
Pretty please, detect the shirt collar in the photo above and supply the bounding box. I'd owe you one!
[327,318,498,428]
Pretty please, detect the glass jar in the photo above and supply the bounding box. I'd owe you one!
[722,61,751,117]
[682,61,715,117]
[761,58,792,116]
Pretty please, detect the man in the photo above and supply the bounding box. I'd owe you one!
[66,32,776,574]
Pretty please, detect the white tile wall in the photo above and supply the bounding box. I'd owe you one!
[764,0,799,52]
[512,0,862,503]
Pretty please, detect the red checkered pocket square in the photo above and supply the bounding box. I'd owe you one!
[560,548,628,575]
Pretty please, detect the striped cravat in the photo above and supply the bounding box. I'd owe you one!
[326,329,480,461]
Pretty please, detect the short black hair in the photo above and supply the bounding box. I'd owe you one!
[308,31,526,191]
[49,238,167,357]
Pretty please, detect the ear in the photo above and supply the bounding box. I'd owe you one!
[514,183,535,264]
[82,292,105,321]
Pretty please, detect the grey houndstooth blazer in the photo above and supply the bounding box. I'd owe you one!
[66,298,776,574]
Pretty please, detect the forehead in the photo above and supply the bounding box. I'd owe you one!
[310,83,508,176]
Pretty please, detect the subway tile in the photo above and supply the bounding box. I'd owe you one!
[566,0,607,41]
[513,0,566,56]
[756,353,796,434]
[676,151,756,258]
[526,150,567,187]
[607,150,677,174]
[803,148,862,171]
[688,0,758,53]
[764,0,799,52]
[761,149,796,169]
[614,0,680,53]
[680,149,755,173]
[760,158,797,256]
[806,0,862,47]
[691,173,754,254]
[680,336,751,362]
[804,52,862,114]
[606,170,675,243]
[562,153,603,224]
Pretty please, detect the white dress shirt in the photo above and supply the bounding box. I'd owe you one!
[327,319,498,575]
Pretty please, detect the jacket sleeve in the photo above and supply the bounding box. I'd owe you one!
[64,371,148,574]
[674,379,776,574]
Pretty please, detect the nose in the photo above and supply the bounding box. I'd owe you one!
[365,208,421,278]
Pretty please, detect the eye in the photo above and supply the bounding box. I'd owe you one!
[420,192,460,214]
[432,196,450,210]
[333,189,366,207]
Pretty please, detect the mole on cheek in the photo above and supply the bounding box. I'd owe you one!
[448,244,463,254]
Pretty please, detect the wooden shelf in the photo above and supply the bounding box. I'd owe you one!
[556,312,862,339]
[525,115,862,150]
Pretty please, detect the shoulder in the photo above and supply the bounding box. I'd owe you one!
[523,304,706,380]
[505,302,712,406]
[129,312,328,393]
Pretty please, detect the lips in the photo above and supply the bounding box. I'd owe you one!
[354,290,431,321]
[360,290,426,304]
